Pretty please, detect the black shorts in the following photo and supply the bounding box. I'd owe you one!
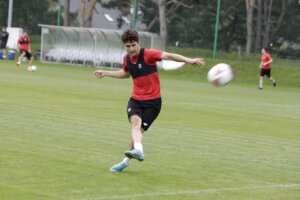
[20,50,33,60]
[260,68,271,78]
[127,97,162,131]
[0,41,7,49]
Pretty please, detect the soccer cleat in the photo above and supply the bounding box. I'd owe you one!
[16,61,21,66]
[273,81,276,87]
[258,87,263,90]
[125,149,144,161]
[110,161,128,172]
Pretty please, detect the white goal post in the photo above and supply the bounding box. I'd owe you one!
[39,25,165,68]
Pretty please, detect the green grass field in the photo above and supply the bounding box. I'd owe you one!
[0,59,299,200]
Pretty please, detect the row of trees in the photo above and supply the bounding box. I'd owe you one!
[0,0,299,54]
[99,0,299,54]
[245,0,294,54]
[0,0,58,34]
[0,0,99,35]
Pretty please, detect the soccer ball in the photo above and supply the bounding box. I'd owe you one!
[207,63,233,86]
[28,65,37,72]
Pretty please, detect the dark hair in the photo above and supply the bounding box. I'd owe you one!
[262,47,270,52]
[121,29,139,43]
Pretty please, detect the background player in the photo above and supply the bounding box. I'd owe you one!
[16,31,34,69]
[259,47,276,89]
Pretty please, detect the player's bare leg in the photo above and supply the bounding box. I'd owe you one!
[124,115,145,161]
[110,121,145,172]
[26,57,34,71]
[16,52,25,66]
[130,115,143,148]
[1,49,6,58]
[259,76,264,89]
[110,140,133,172]
[28,56,33,67]
[268,77,276,87]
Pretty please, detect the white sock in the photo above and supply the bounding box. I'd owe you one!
[134,143,143,153]
[122,157,131,165]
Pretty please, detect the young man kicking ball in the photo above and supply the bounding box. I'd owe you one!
[94,29,205,172]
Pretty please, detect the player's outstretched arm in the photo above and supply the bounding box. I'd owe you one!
[161,52,205,66]
[94,69,130,79]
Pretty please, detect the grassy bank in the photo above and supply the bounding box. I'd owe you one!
[11,38,300,88]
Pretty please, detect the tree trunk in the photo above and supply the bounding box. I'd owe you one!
[63,0,70,26]
[262,0,273,47]
[245,0,255,54]
[158,0,167,47]
[254,0,262,51]
[86,0,97,28]
[270,0,293,41]
[80,0,86,27]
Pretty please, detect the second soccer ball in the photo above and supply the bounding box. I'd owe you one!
[28,65,37,72]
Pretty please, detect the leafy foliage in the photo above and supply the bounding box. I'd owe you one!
[0,1,8,28]
[139,0,159,32]
[0,0,57,34]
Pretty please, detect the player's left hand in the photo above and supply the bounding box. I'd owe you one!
[189,57,205,66]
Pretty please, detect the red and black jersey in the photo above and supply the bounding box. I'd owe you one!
[123,48,162,100]
[261,53,272,69]
[18,36,30,51]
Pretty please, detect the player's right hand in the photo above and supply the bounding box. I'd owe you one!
[94,70,105,78]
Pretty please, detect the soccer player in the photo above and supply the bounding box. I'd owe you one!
[16,31,34,69]
[259,48,276,89]
[94,29,205,172]
[1,27,9,58]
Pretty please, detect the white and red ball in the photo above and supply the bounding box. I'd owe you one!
[207,63,233,86]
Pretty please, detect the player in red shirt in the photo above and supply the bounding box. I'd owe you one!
[259,48,276,89]
[16,31,34,70]
[94,29,205,172]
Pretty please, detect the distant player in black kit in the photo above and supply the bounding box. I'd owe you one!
[1,27,9,58]
[94,29,205,172]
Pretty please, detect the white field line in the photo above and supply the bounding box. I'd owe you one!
[79,183,300,200]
